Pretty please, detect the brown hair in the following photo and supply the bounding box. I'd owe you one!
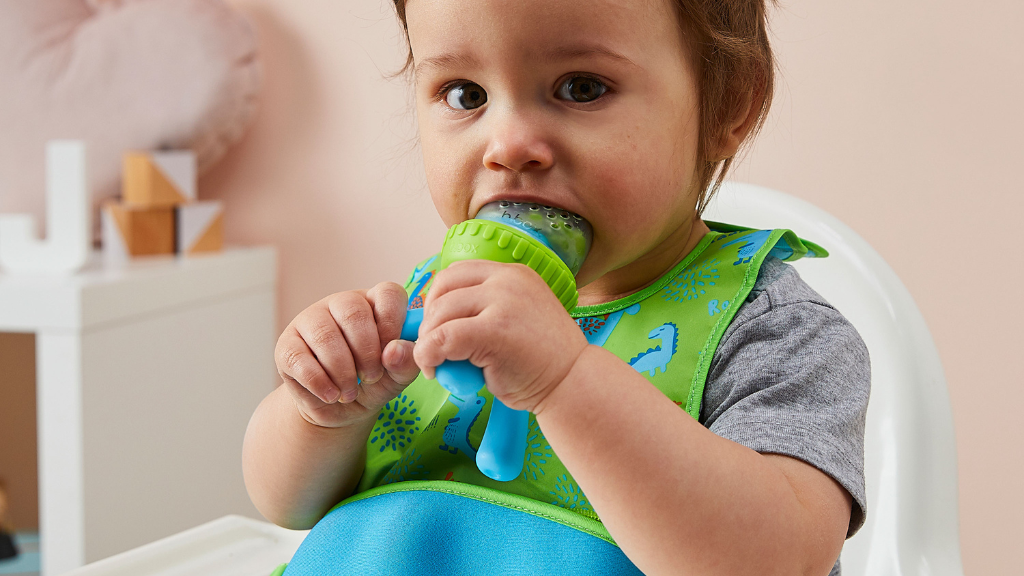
[389,0,776,214]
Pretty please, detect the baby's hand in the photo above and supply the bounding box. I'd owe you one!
[275,282,421,428]
[413,260,589,413]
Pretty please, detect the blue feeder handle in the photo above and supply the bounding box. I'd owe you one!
[398,306,529,481]
[383,202,590,482]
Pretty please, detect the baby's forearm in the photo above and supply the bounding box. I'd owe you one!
[534,346,848,576]
[242,385,374,529]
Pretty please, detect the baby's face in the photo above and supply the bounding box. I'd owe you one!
[407,0,703,287]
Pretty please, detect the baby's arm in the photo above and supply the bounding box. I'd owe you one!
[535,348,851,576]
[414,260,858,576]
[242,282,420,529]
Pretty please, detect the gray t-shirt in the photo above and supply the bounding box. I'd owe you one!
[702,257,870,576]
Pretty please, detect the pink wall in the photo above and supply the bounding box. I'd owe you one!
[205,1,1022,573]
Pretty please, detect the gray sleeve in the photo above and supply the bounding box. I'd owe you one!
[700,258,870,539]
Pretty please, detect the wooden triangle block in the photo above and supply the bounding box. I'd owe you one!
[101,201,175,257]
[176,201,224,254]
[122,151,196,208]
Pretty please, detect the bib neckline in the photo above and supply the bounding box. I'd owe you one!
[570,231,719,318]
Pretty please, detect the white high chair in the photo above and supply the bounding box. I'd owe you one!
[64,183,965,576]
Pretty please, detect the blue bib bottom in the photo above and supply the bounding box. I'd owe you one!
[282,487,644,575]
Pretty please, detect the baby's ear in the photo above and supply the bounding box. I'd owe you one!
[712,80,769,162]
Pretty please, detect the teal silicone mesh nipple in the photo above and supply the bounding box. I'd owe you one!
[474,201,593,275]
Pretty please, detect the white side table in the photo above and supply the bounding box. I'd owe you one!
[0,247,278,575]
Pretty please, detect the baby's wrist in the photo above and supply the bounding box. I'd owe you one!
[533,344,602,417]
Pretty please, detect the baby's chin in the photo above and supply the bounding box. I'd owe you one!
[569,238,621,289]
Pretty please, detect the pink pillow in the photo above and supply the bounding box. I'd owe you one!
[0,0,260,232]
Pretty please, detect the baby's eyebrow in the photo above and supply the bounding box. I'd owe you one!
[414,43,638,82]
[415,53,481,83]
[541,44,639,69]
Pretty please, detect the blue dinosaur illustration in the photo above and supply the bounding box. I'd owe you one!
[628,322,678,376]
[576,303,641,346]
[722,230,772,265]
[406,255,438,309]
[439,392,485,459]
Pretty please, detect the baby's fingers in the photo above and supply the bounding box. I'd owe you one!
[326,293,384,388]
[291,312,361,402]
[365,281,409,346]
[413,316,482,380]
[381,339,420,386]
[417,284,486,338]
[275,328,343,404]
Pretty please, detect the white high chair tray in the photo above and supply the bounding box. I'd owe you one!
[63,516,306,576]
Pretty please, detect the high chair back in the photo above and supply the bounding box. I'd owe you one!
[704,182,965,576]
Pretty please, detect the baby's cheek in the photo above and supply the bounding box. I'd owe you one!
[587,152,697,262]
[424,150,474,224]
[591,158,675,223]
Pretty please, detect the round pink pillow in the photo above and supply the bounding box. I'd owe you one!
[0,0,260,231]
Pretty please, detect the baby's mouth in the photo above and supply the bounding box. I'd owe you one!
[474,200,592,275]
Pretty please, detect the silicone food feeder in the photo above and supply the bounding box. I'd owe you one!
[399,201,592,480]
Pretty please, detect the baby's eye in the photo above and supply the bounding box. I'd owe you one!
[556,76,608,103]
[444,82,487,110]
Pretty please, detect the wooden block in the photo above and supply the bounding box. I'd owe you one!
[101,202,175,258]
[176,201,224,255]
[122,150,196,208]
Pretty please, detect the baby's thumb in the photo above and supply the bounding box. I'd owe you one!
[381,339,420,386]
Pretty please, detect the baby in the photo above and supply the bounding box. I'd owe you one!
[243,0,870,575]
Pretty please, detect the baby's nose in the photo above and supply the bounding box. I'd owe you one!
[481,117,554,173]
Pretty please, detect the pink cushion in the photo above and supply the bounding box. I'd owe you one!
[0,0,260,230]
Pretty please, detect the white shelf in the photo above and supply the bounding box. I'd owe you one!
[0,247,275,331]
[0,246,279,575]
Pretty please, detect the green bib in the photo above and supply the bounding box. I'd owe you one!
[352,223,825,544]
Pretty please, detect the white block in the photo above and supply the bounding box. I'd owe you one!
[0,141,91,273]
